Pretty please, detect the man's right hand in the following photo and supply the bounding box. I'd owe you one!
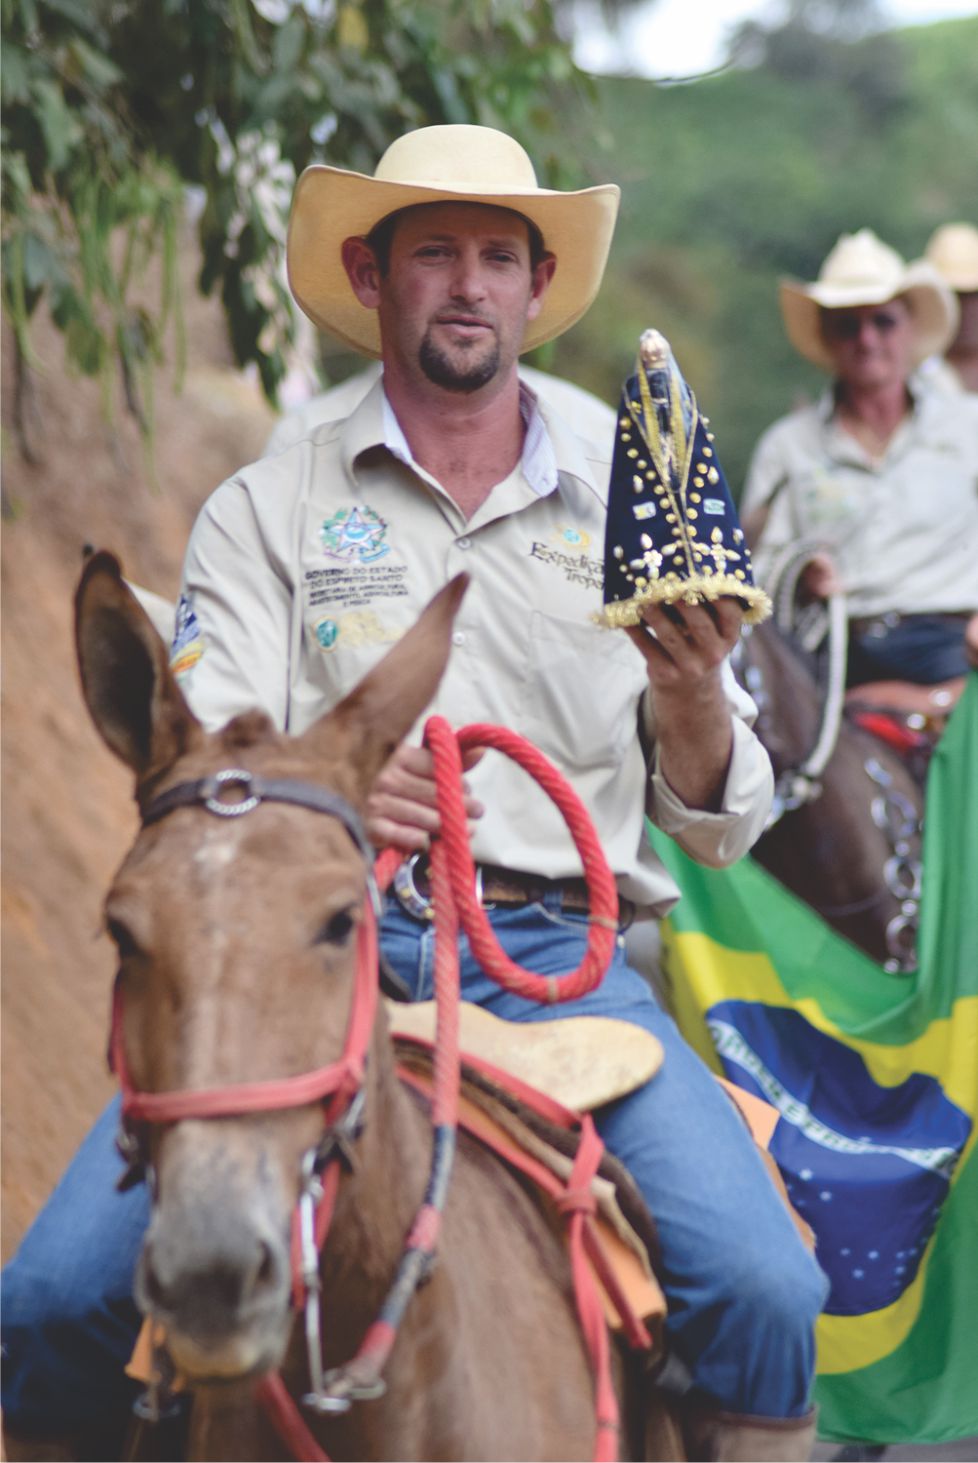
[800,551,844,600]
[366,742,485,852]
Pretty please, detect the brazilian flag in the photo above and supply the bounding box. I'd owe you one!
[650,674,978,1447]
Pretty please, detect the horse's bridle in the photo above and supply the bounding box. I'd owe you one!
[115,766,380,1123]
[111,767,384,1437]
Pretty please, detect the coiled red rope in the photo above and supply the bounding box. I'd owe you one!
[424,717,620,1003]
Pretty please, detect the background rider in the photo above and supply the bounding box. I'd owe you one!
[741,227,978,687]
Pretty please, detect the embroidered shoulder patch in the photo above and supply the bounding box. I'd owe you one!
[170,594,205,677]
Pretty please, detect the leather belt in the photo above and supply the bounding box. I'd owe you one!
[849,610,970,637]
[391,852,630,924]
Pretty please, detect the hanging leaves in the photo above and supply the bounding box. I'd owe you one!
[1,0,594,460]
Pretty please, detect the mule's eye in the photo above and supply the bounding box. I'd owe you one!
[107,917,141,960]
[315,907,356,948]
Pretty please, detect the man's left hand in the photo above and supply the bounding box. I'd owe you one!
[624,597,744,689]
[624,596,744,811]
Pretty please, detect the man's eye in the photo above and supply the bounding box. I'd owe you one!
[315,908,356,947]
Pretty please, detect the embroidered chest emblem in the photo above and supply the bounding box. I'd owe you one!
[320,507,390,564]
[553,525,593,554]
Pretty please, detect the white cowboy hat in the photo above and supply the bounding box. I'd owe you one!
[924,221,978,292]
[286,124,620,358]
[778,228,957,371]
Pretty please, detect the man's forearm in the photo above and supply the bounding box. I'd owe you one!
[650,674,734,812]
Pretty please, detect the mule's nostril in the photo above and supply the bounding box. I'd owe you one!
[254,1239,276,1291]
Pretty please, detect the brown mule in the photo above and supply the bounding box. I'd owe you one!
[734,620,924,972]
[61,551,683,1462]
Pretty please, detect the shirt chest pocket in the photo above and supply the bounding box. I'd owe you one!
[797,469,862,534]
[522,610,648,774]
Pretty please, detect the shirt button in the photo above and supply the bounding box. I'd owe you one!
[457,536,472,550]
[452,631,466,647]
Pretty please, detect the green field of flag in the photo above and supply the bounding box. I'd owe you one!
[650,673,978,1446]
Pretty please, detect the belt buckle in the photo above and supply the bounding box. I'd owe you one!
[392,852,483,919]
[393,851,434,921]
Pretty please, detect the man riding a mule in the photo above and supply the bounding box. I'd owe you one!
[2,125,827,1461]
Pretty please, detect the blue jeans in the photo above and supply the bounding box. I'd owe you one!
[847,612,970,686]
[1,897,827,1434]
[1,1097,149,1440]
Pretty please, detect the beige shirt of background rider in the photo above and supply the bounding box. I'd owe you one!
[741,379,978,620]
[173,377,771,915]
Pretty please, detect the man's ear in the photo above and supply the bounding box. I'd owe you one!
[527,252,557,323]
[342,236,382,308]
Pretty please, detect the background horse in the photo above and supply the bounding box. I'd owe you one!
[69,554,675,1463]
[733,618,924,972]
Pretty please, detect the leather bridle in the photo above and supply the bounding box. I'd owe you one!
[110,767,383,1448]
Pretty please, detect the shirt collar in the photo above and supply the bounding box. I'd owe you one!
[339,369,603,501]
[820,375,927,423]
[378,378,559,498]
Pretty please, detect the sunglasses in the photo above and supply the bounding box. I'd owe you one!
[823,309,906,340]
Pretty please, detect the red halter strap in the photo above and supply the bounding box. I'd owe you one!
[110,911,378,1125]
[113,770,379,1125]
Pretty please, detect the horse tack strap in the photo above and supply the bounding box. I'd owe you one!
[111,913,379,1126]
[140,770,376,867]
[255,1374,329,1463]
[397,1069,628,1463]
[398,1063,659,1344]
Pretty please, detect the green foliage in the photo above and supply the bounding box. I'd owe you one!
[1,0,591,450]
[2,0,187,448]
[548,14,978,493]
[6,0,974,487]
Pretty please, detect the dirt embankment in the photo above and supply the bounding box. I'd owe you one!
[1,261,278,1258]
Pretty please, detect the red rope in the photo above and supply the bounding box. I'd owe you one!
[424,718,619,1005]
[321,717,624,1457]
[254,1373,328,1463]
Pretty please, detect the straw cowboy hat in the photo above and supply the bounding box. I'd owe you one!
[778,228,957,371]
[286,124,621,357]
[924,221,978,292]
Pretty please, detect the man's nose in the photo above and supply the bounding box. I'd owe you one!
[448,252,488,301]
[855,315,886,344]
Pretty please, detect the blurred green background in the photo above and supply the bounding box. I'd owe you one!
[4,0,977,490]
[545,8,978,488]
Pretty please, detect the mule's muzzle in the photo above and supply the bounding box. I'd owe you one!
[137,1207,293,1381]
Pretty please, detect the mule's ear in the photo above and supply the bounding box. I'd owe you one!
[75,551,203,783]
[302,573,469,793]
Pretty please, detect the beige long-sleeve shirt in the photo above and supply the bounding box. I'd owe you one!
[741,383,978,618]
[173,380,773,914]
